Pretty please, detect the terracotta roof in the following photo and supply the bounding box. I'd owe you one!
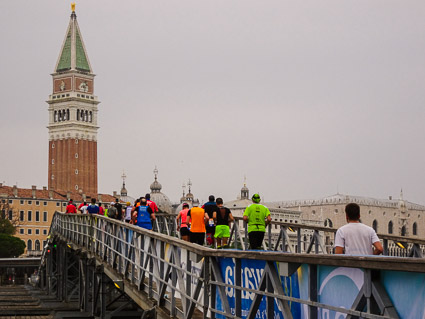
[0,184,116,203]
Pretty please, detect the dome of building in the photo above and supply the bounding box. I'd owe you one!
[118,171,135,204]
[174,179,199,213]
[150,192,172,213]
[150,179,162,193]
[148,167,172,214]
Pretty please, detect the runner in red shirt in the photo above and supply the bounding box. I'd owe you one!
[65,199,77,214]
[145,194,159,214]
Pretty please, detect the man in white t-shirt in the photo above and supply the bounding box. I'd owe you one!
[79,202,88,214]
[335,203,383,255]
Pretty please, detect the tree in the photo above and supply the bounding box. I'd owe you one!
[0,200,25,257]
[0,200,22,230]
[0,233,25,258]
[0,218,15,235]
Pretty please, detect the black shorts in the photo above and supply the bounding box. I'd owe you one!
[248,231,265,250]
[180,227,190,237]
[190,232,205,246]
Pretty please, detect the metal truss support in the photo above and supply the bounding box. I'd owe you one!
[247,261,293,319]
[408,243,423,258]
[79,257,90,312]
[308,264,318,319]
[347,270,400,319]
[306,230,326,254]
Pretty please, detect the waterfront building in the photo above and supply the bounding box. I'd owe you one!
[269,191,424,239]
[0,183,115,256]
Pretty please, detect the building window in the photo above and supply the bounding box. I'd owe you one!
[52,143,55,148]
[35,240,41,251]
[75,185,79,190]
[20,229,24,234]
[43,201,47,206]
[62,202,66,207]
[35,211,40,222]
[372,220,378,232]
[28,211,32,221]
[43,229,48,235]
[413,222,418,236]
[8,210,12,220]
[52,159,55,164]
[20,211,24,221]
[324,218,333,228]
[56,202,60,207]
[28,229,32,235]
[27,240,32,251]
[8,199,13,204]
[388,221,393,234]
[27,200,32,205]
[43,211,48,222]
[36,201,40,206]
[75,169,78,175]
[401,226,406,237]
[75,139,79,144]
[75,153,78,158]
[35,229,40,235]
[20,200,24,205]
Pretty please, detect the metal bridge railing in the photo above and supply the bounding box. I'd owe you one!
[154,213,425,257]
[42,212,425,319]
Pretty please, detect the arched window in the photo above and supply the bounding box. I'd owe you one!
[89,111,92,122]
[54,111,57,122]
[388,221,393,234]
[401,226,406,237]
[324,218,333,228]
[413,222,418,236]
[372,220,378,232]
[66,109,70,121]
[35,240,41,251]
[77,109,80,121]
[58,110,62,122]
[27,239,32,251]
[81,110,85,121]
[85,110,88,122]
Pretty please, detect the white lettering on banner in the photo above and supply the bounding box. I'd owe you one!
[224,266,264,301]
[225,266,234,297]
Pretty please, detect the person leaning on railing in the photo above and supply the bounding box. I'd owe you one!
[334,203,383,255]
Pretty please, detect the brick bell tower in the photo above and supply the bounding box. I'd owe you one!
[47,4,99,196]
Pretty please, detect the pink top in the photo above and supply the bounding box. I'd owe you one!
[179,208,189,228]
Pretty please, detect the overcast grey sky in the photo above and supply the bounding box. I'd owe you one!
[1,1,425,204]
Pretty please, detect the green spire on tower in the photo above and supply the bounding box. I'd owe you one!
[55,6,92,73]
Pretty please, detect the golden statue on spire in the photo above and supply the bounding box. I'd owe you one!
[71,2,76,12]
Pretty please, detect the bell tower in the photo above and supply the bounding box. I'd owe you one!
[47,4,99,196]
